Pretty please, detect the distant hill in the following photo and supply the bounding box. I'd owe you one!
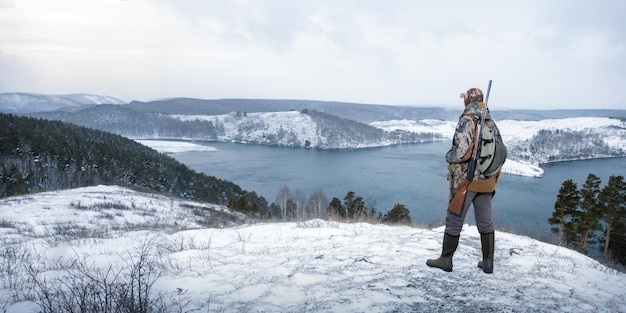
[129,98,459,123]
[2,92,625,121]
[493,109,626,121]
[129,98,626,122]
[0,92,126,113]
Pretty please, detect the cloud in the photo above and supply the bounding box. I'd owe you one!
[0,0,624,109]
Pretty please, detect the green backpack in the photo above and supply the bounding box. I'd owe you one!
[476,118,507,177]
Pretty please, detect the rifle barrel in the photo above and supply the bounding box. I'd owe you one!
[466,80,492,181]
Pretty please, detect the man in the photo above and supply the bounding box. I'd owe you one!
[426,87,501,274]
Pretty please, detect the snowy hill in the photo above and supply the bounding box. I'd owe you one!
[169,110,442,149]
[370,117,626,177]
[1,186,625,312]
[0,92,126,113]
[173,111,321,147]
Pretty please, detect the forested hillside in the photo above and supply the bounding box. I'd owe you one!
[30,104,222,140]
[0,113,268,212]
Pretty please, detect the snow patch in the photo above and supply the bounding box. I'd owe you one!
[135,139,218,153]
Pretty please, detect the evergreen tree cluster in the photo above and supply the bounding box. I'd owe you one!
[328,191,377,220]
[32,105,222,140]
[382,203,413,225]
[0,113,268,212]
[548,173,626,265]
[274,186,412,225]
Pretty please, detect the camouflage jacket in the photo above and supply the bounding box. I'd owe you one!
[446,102,499,197]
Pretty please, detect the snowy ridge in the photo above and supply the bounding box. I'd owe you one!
[499,117,626,163]
[369,118,456,137]
[173,111,320,147]
[62,93,127,105]
[1,185,624,312]
[171,111,403,148]
[0,92,126,113]
[369,117,626,177]
[498,117,625,141]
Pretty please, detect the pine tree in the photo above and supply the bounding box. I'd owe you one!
[343,191,365,219]
[576,173,602,253]
[227,198,236,211]
[328,197,343,218]
[598,175,626,261]
[7,165,28,196]
[548,179,580,246]
[384,203,412,225]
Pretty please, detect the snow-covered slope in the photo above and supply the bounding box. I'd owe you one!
[170,111,411,149]
[499,117,626,161]
[1,186,624,312]
[0,92,126,113]
[173,111,320,147]
[370,117,626,177]
[370,118,456,136]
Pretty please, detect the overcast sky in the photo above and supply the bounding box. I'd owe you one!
[1,0,624,110]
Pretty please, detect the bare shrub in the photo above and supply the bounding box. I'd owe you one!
[115,235,166,313]
[70,201,132,212]
[0,219,16,228]
[0,243,31,301]
[25,235,169,313]
[183,203,244,228]
[44,223,111,246]
[94,202,133,211]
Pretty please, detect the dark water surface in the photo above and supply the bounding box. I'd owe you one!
[172,141,626,235]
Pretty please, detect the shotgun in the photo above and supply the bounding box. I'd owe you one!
[448,80,492,215]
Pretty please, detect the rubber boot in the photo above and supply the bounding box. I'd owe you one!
[478,232,494,274]
[426,233,459,272]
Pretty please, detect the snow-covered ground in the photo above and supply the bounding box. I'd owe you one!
[497,117,625,142]
[135,139,219,154]
[172,111,321,147]
[1,185,624,312]
[369,119,456,137]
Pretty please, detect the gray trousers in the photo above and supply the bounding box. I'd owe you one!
[445,191,495,236]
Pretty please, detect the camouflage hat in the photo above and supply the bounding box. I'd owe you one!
[460,88,483,105]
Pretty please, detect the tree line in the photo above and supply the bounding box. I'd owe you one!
[549,173,625,265]
[241,185,412,225]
